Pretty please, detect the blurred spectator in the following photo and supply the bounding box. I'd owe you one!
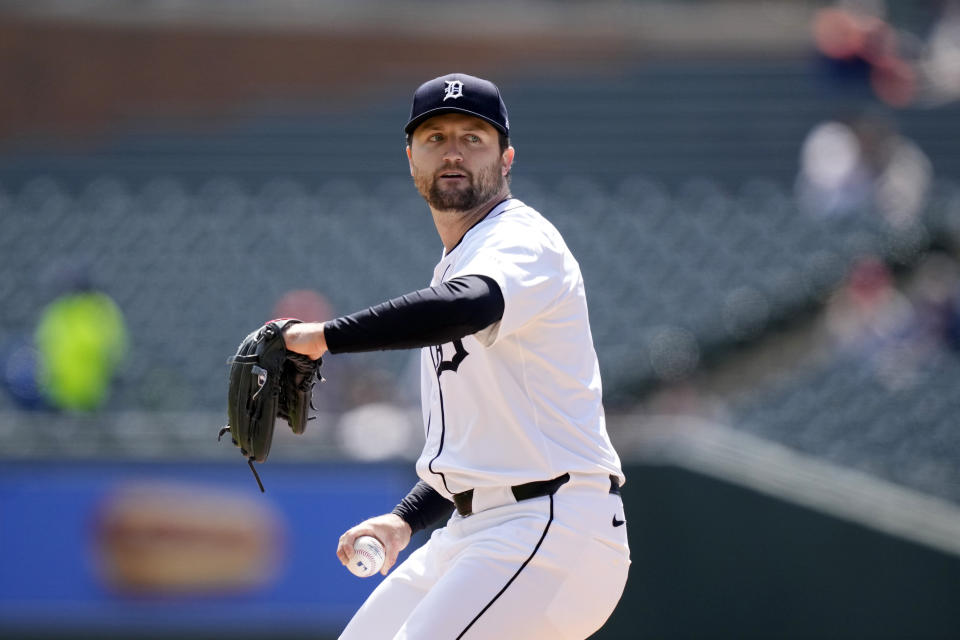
[903,251,960,345]
[813,0,960,108]
[822,253,960,390]
[271,289,334,324]
[795,109,932,227]
[920,0,960,105]
[824,255,913,350]
[34,271,128,412]
[336,402,419,461]
[812,1,918,107]
[909,252,960,352]
[1,338,45,410]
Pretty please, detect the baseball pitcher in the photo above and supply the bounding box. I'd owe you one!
[263,73,629,639]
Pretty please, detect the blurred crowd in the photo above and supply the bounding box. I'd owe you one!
[4,267,128,412]
[1,0,958,468]
[812,0,960,108]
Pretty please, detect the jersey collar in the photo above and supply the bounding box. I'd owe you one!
[443,197,520,258]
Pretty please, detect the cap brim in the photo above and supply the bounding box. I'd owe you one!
[404,107,508,136]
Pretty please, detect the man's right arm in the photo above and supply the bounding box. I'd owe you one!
[336,481,454,576]
[283,274,504,359]
[391,480,456,533]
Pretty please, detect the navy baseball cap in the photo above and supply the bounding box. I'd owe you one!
[404,73,509,137]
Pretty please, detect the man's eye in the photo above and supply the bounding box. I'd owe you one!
[467,135,480,143]
[428,134,443,142]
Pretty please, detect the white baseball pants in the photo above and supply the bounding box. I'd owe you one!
[339,474,630,640]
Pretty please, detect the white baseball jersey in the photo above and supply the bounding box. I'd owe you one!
[416,198,624,496]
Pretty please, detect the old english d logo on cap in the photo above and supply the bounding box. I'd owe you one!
[405,73,509,137]
[443,80,464,101]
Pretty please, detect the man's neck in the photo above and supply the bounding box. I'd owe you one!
[431,189,511,253]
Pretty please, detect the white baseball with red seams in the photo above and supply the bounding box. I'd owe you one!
[348,536,385,578]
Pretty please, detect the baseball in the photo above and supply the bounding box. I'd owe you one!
[348,535,385,578]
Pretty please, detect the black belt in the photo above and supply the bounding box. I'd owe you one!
[452,473,622,517]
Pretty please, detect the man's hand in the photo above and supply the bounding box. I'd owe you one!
[281,321,327,360]
[337,514,413,576]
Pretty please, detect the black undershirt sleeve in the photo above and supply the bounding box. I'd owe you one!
[323,274,505,354]
[392,480,456,533]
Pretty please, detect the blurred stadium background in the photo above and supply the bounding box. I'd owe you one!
[2,0,960,638]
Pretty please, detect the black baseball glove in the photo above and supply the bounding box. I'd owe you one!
[219,319,322,491]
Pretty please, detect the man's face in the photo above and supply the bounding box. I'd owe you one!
[407,113,513,212]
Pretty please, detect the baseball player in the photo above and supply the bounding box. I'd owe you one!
[283,73,630,639]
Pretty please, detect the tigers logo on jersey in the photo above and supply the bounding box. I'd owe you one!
[443,80,464,101]
[434,340,469,375]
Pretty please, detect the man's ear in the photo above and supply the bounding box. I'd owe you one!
[406,145,414,177]
[502,146,516,177]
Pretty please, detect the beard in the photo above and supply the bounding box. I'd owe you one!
[413,159,505,212]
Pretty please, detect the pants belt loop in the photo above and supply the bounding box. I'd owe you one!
[609,474,622,496]
[452,490,473,517]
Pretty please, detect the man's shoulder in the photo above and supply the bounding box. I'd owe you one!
[447,198,570,267]
[479,198,558,237]
[493,198,541,220]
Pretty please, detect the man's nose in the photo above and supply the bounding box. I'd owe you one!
[442,140,464,162]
